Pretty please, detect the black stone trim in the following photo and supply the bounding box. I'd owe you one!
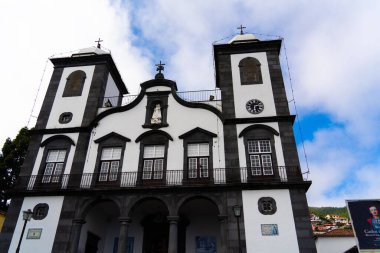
[94,132,131,143]
[40,135,76,147]
[68,132,91,186]
[223,125,240,182]
[258,197,277,215]
[179,127,217,139]
[135,130,173,143]
[33,203,49,220]
[224,115,296,125]
[59,112,73,124]
[35,68,64,129]
[140,78,178,91]
[238,124,279,138]
[50,54,128,94]
[213,39,282,88]
[30,127,91,135]
[289,188,317,252]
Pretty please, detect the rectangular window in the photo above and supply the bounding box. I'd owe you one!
[42,150,66,183]
[247,140,273,176]
[187,143,209,178]
[143,145,165,180]
[99,147,122,182]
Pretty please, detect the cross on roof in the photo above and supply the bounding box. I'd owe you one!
[156,61,165,74]
[237,25,246,35]
[95,38,103,48]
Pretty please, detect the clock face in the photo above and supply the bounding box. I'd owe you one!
[246,99,264,114]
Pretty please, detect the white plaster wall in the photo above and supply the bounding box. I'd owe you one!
[145,86,172,92]
[30,133,79,176]
[83,94,225,175]
[8,196,64,253]
[230,52,277,118]
[236,123,285,167]
[103,74,119,98]
[242,189,299,253]
[315,237,356,253]
[46,65,95,129]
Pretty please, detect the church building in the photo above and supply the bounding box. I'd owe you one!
[0,33,316,252]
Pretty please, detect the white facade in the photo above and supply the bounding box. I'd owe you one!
[242,189,299,253]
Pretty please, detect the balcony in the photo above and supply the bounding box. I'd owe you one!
[98,89,222,112]
[16,166,308,193]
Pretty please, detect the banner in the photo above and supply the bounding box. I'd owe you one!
[347,199,380,251]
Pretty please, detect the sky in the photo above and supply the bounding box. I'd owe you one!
[0,0,379,207]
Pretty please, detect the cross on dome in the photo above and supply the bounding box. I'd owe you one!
[156,61,165,74]
[95,38,103,49]
[237,25,246,35]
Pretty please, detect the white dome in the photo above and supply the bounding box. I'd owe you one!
[228,33,258,44]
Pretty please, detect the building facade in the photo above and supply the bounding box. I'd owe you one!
[0,34,316,252]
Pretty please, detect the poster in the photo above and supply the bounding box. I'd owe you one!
[195,236,217,253]
[347,199,380,251]
[261,224,279,236]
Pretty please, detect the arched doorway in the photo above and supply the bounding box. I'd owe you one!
[129,198,169,253]
[77,200,120,253]
[178,197,221,253]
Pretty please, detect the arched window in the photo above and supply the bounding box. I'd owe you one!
[62,70,86,97]
[238,57,262,85]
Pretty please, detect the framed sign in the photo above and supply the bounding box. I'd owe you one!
[26,228,42,239]
[347,199,380,251]
[261,224,279,236]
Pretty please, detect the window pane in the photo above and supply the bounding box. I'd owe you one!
[188,158,197,178]
[46,150,59,162]
[44,163,54,176]
[153,159,163,179]
[259,140,271,153]
[52,163,63,182]
[143,146,155,158]
[248,141,259,154]
[109,161,119,181]
[199,144,209,156]
[57,150,66,162]
[143,160,153,179]
[262,155,273,175]
[99,162,109,181]
[111,148,122,160]
[188,144,199,157]
[250,155,261,167]
[154,146,165,158]
[200,158,209,177]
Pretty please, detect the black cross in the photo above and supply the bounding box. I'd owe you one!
[156,61,165,74]
[95,38,103,48]
[237,25,246,35]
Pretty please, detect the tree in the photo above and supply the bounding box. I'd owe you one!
[0,127,30,211]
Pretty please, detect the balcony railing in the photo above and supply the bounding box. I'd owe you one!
[18,166,306,192]
[100,89,222,108]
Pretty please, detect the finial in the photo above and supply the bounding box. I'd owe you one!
[237,25,246,35]
[95,38,103,49]
[155,61,165,79]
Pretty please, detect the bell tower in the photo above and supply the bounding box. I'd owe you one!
[213,33,316,252]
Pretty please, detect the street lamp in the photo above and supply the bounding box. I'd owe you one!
[233,205,242,253]
[16,209,33,253]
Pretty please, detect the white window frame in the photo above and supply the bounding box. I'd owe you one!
[187,143,210,179]
[99,147,122,182]
[247,140,273,176]
[42,149,66,183]
[142,145,165,180]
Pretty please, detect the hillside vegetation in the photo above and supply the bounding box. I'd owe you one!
[309,207,349,218]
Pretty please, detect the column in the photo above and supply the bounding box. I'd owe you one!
[218,215,228,253]
[68,219,86,253]
[117,217,131,253]
[167,216,179,253]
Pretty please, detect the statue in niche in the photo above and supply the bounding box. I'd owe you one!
[151,104,162,124]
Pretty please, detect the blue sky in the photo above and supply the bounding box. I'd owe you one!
[0,0,379,206]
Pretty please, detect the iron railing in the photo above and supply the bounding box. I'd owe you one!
[100,89,221,108]
[18,166,305,192]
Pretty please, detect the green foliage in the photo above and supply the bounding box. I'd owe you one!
[0,127,30,211]
[309,206,349,219]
